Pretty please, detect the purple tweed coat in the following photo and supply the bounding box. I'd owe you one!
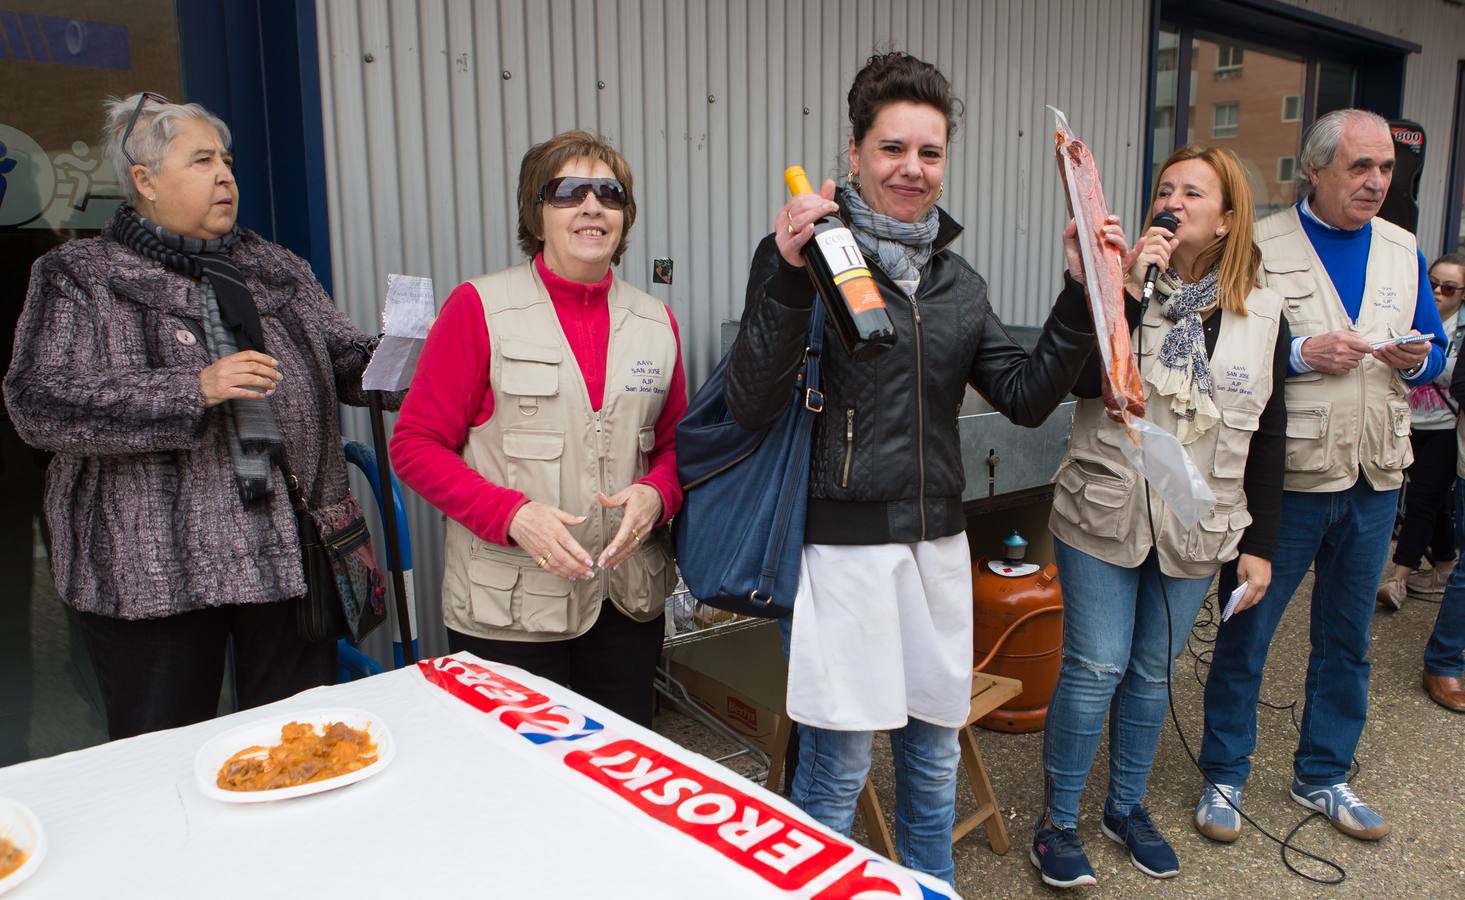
[4,231,389,619]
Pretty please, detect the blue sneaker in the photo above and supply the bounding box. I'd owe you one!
[1194,782,1244,843]
[1289,778,1391,840]
[1030,824,1097,888]
[1101,804,1180,879]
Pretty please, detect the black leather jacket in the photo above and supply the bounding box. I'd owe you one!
[725,196,1096,544]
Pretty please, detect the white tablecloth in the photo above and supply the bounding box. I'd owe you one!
[0,654,957,899]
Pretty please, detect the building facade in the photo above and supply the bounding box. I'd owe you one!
[5,0,1465,662]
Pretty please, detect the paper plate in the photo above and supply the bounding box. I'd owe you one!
[194,707,394,804]
[0,797,45,896]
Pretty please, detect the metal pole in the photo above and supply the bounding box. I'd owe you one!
[368,390,415,664]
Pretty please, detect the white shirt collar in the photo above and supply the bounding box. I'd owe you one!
[1299,195,1362,233]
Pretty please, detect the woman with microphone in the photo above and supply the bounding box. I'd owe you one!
[1032,146,1290,889]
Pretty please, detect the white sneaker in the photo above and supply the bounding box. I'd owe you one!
[1194,782,1243,842]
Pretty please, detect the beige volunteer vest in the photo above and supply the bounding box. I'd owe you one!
[441,262,679,642]
[1049,286,1282,579]
[1256,207,1419,492]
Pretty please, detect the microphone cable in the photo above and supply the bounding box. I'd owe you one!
[1132,292,1350,885]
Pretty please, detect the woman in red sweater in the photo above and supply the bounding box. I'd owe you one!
[391,131,686,725]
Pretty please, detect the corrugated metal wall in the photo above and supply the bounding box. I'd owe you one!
[313,0,1148,658]
[1272,0,1465,257]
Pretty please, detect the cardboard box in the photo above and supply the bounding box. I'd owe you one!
[665,622,787,754]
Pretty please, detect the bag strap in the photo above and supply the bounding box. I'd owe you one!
[274,452,310,513]
[801,301,827,414]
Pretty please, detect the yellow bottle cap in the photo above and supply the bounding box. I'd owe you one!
[784,165,814,197]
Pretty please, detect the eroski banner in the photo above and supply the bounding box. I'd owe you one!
[416,654,959,899]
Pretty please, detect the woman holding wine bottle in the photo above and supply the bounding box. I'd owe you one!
[724,51,1128,885]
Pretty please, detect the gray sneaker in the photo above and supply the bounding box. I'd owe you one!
[1289,778,1391,840]
[1407,564,1452,599]
[1376,577,1405,611]
[1194,782,1243,842]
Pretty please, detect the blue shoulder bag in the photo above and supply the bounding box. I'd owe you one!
[672,303,825,618]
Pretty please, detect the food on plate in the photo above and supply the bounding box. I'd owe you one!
[217,721,377,791]
[0,835,25,879]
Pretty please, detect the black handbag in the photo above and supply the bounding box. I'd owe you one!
[280,459,388,643]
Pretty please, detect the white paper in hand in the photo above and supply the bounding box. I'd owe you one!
[1222,580,1249,623]
[362,274,436,392]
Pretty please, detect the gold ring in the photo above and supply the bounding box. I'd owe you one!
[786,211,797,236]
[535,556,548,569]
[631,527,641,543]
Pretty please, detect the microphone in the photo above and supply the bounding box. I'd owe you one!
[1142,211,1181,302]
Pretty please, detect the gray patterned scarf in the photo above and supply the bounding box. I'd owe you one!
[109,206,284,500]
[840,187,940,294]
[1147,268,1221,444]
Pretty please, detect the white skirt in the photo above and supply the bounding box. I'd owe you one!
[785,534,974,731]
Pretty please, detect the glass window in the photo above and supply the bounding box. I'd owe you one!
[1282,95,1302,122]
[1317,61,1358,118]
[1216,45,1244,73]
[1185,36,1310,216]
[0,1,183,765]
[1213,102,1240,138]
[1278,157,1297,183]
[1149,28,1182,193]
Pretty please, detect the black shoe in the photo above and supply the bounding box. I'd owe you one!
[1030,823,1098,888]
[1101,804,1179,879]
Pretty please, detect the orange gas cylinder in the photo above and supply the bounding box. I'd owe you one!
[972,531,1064,733]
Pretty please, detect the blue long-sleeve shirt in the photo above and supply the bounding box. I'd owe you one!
[1286,199,1446,384]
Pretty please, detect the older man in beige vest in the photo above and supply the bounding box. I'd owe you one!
[1195,110,1448,844]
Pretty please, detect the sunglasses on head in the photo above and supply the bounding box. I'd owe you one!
[538,176,627,210]
[1431,278,1463,298]
[121,92,171,168]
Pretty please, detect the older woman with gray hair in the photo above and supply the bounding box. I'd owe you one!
[3,93,386,739]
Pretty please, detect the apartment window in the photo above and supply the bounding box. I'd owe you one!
[1213,102,1240,138]
[1216,45,1243,73]
[1278,156,1297,183]
[1282,95,1302,122]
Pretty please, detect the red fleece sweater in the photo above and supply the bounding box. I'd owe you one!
[390,255,687,546]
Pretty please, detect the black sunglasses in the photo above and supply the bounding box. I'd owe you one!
[121,92,171,168]
[1431,278,1463,299]
[538,176,627,210]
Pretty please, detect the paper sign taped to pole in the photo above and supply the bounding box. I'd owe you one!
[362,274,435,392]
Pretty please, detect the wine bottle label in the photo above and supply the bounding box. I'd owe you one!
[833,269,885,314]
[813,227,866,274]
[815,227,886,314]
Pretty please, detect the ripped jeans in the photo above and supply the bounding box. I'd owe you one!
[1040,540,1214,829]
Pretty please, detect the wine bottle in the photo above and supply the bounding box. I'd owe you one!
[783,165,896,361]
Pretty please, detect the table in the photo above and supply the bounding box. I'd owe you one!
[0,654,958,899]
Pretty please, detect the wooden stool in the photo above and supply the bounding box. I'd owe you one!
[764,670,1023,860]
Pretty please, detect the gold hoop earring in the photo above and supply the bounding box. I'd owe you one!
[937,182,944,202]
[847,170,860,190]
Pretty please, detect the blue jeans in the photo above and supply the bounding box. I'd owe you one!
[790,719,961,885]
[1040,540,1213,829]
[1425,482,1465,678]
[1200,481,1397,785]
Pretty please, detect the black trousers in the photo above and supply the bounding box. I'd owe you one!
[74,599,338,740]
[447,600,665,728]
[1396,427,1459,569]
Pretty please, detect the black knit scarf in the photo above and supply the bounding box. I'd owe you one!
[109,205,263,351]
